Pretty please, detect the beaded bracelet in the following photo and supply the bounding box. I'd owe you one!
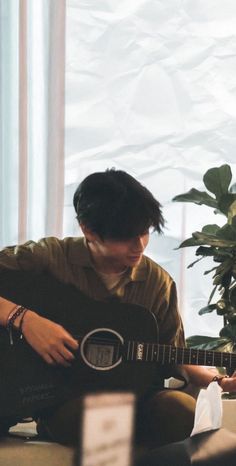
[19,308,28,339]
[7,305,27,345]
[211,375,230,387]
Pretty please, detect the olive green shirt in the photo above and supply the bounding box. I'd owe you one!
[0,236,185,346]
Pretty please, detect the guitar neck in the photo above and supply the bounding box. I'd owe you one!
[125,341,236,368]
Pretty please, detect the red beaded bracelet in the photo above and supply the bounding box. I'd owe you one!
[7,305,27,345]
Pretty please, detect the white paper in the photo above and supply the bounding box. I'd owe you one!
[191,381,222,436]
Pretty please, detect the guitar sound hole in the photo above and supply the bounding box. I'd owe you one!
[81,329,123,371]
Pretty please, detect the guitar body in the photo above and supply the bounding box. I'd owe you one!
[0,271,159,419]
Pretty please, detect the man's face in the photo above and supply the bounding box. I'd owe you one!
[97,232,150,270]
[82,225,150,272]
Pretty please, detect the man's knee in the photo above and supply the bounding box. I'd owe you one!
[37,397,83,445]
[136,389,196,447]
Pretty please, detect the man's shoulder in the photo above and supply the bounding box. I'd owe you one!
[37,236,85,250]
[36,236,86,260]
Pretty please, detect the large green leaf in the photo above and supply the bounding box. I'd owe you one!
[231,215,236,232]
[212,249,234,260]
[186,335,232,351]
[172,188,217,208]
[177,237,204,248]
[193,231,236,247]
[230,287,236,306]
[198,304,216,315]
[202,224,220,235]
[216,223,236,241]
[213,259,233,274]
[178,231,236,249]
[220,323,236,339]
[212,259,234,286]
[195,246,217,257]
[195,246,233,261]
[203,164,232,200]
[218,194,236,216]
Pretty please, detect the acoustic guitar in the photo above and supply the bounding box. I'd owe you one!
[0,271,235,420]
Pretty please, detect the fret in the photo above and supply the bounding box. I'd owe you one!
[183,347,187,364]
[151,343,154,362]
[170,347,177,363]
[207,351,212,365]
[131,341,135,361]
[190,349,197,365]
[162,345,165,364]
[223,354,230,366]
[214,353,220,366]
[126,339,235,369]
[125,339,236,369]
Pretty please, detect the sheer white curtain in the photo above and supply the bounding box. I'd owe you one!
[0,0,65,247]
[64,0,236,337]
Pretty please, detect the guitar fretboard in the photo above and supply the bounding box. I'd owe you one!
[125,341,236,368]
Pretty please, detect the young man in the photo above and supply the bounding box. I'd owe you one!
[0,169,235,446]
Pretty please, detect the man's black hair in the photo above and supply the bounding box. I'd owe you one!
[73,169,165,240]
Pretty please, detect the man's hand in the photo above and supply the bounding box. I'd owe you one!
[21,310,79,367]
[220,374,236,392]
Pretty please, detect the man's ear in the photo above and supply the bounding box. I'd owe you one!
[80,223,98,242]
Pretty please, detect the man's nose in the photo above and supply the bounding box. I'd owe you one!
[131,235,145,251]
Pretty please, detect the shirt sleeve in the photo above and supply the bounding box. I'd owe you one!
[154,280,186,347]
[0,240,50,273]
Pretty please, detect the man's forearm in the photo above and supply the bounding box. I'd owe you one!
[181,364,219,388]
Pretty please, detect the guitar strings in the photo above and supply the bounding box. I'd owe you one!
[72,334,236,358]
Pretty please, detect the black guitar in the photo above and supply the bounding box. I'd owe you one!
[0,271,235,419]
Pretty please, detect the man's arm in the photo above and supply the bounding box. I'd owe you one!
[152,280,236,393]
[0,239,79,366]
[182,364,218,387]
[182,364,236,392]
[0,295,79,367]
[0,296,17,327]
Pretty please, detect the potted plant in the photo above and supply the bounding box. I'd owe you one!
[172,164,236,356]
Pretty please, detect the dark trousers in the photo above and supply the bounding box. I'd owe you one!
[37,390,196,447]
